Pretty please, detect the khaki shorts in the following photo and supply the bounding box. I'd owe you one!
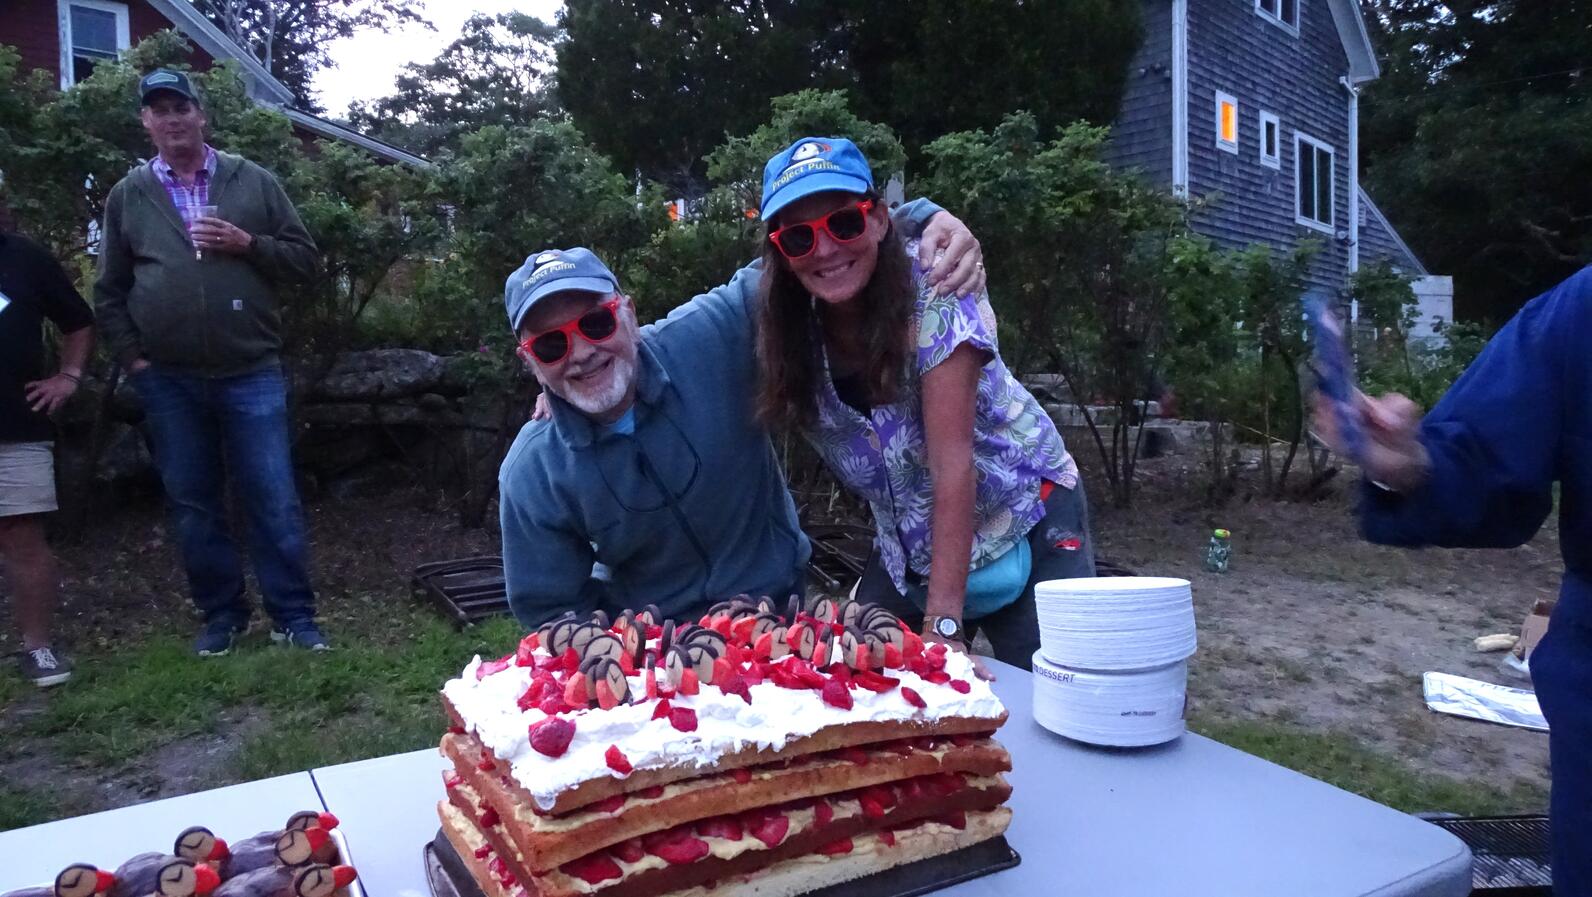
[0,441,58,517]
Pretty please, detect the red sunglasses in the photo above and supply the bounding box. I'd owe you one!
[518,297,622,365]
[768,200,875,259]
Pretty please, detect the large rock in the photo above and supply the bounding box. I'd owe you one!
[312,349,446,401]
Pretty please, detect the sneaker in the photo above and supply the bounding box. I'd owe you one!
[271,620,331,651]
[19,646,73,687]
[195,618,249,657]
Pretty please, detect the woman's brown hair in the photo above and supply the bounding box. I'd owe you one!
[754,194,915,431]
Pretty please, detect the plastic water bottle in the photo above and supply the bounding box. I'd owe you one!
[1204,529,1232,573]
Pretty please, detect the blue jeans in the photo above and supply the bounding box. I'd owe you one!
[133,364,315,627]
[1532,605,1591,897]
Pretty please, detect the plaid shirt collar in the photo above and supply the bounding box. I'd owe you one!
[152,145,218,189]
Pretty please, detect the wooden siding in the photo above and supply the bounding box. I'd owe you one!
[1,0,215,84]
[1104,1,1175,186]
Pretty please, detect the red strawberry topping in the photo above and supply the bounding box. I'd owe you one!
[473,845,492,860]
[669,706,698,732]
[636,785,666,799]
[814,800,834,826]
[561,854,622,885]
[732,768,752,784]
[561,647,580,673]
[938,810,968,830]
[852,671,900,693]
[476,655,512,681]
[879,830,897,847]
[479,805,501,827]
[515,636,538,667]
[820,678,853,710]
[678,668,701,696]
[718,670,752,704]
[476,757,497,772]
[529,716,576,758]
[563,674,590,708]
[901,687,927,709]
[594,679,620,711]
[651,698,673,720]
[538,693,567,716]
[605,744,633,775]
[645,669,659,700]
[647,833,710,866]
[588,794,627,814]
[883,644,903,668]
[746,811,790,848]
[924,670,952,685]
[949,679,972,694]
[839,746,869,765]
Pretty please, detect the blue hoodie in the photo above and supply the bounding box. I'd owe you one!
[499,200,942,628]
[1358,265,1589,629]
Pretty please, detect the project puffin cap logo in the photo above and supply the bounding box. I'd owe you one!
[504,247,620,333]
[139,69,199,105]
[759,137,874,221]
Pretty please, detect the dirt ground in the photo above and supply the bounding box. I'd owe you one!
[2,447,1559,814]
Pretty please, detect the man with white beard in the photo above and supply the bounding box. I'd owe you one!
[497,203,981,628]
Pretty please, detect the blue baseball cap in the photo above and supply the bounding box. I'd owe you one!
[759,137,874,221]
[504,248,619,333]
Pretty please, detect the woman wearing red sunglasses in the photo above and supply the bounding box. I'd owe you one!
[755,137,1090,676]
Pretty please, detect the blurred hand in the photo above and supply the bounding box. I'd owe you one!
[190,216,253,255]
[531,390,551,421]
[1312,391,1430,492]
[127,357,152,375]
[24,373,78,414]
[917,212,985,298]
[924,632,995,681]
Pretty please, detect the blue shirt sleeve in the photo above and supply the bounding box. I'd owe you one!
[1359,266,1588,549]
[498,426,598,629]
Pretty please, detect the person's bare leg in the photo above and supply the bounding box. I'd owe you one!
[0,514,57,650]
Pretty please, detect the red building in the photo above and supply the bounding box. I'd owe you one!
[1,0,426,167]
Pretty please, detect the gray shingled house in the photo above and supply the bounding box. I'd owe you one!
[1106,0,1453,338]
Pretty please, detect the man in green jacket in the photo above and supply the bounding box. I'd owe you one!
[94,70,326,656]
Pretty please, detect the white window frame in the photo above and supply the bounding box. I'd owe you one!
[57,0,131,90]
[1215,91,1239,154]
[1259,111,1281,169]
[1295,132,1336,234]
[1255,0,1300,34]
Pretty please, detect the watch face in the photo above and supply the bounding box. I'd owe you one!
[935,617,959,638]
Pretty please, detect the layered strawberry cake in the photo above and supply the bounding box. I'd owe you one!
[436,598,1012,897]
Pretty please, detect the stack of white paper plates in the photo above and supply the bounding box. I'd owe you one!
[1032,652,1188,747]
[1034,576,1196,671]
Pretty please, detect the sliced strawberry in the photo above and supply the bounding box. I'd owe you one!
[883,644,903,668]
[811,638,829,667]
[443,771,462,789]
[928,642,950,657]
[879,830,897,847]
[595,679,620,711]
[618,652,637,676]
[900,687,927,709]
[563,674,590,708]
[678,668,701,696]
[818,838,853,856]
[605,744,633,775]
[769,666,807,690]
[479,805,500,827]
[651,698,673,720]
[645,669,659,700]
[859,795,887,819]
[814,800,834,826]
[646,624,663,640]
[949,678,971,694]
[669,706,698,732]
[746,811,790,848]
[925,670,952,685]
[926,651,948,672]
[561,853,622,886]
[610,838,645,864]
[529,716,576,758]
[711,616,734,638]
[649,835,710,865]
[784,623,808,651]
[472,845,492,860]
[538,693,568,716]
[903,629,925,660]
[476,757,497,772]
[731,615,758,644]
[536,653,564,672]
[853,671,900,693]
[741,663,765,686]
[820,678,853,710]
[696,816,743,841]
[489,857,510,881]
[636,785,666,799]
[794,662,827,689]
[732,768,752,784]
[718,670,752,704]
[938,810,968,830]
[855,645,873,672]
[515,635,538,667]
[561,647,580,673]
[839,746,869,765]
[447,725,466,735]
[826,662,852,682]
[753,632,774,660]
[897,778,925,802]
[476,655,512,681]
[861,785,897,810]
[907,655,932,677]
[588,794,626,814]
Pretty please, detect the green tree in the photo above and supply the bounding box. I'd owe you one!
[1360,1,1592,322]
[348,13,561,156]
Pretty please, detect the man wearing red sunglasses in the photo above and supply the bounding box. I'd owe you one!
[498,204,983,630]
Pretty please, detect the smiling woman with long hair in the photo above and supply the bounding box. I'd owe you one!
[755,137,1091,672]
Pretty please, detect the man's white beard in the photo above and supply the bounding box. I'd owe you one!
[558,354,636,418]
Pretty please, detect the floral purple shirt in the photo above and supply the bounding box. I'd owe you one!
[805,239,1079,593]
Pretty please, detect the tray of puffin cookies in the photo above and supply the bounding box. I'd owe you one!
[432,595,1021,897]
[1,812,362,897]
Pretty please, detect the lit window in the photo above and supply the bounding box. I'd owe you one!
[1215,92,1238,154]
[1296,133,1335,232]
[58,0,131,87]
[1259,111,1281,169]
[1256,0,1299,31]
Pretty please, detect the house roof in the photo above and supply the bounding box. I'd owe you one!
[1325,0,1380,83]
[1358,187,1428,275]
[144,0,430,168]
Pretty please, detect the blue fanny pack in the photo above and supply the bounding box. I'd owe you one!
[907,538,1031,619]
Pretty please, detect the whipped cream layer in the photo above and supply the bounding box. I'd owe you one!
[442,651,1005,811]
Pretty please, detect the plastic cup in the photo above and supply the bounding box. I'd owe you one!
[192,204,219,260]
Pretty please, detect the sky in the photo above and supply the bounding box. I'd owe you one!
[313,1,565,118]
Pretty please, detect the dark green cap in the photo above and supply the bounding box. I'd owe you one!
[139,69,199,105]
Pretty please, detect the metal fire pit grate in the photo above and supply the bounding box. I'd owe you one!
[413,556,510,626]
[1428,815,1552,895]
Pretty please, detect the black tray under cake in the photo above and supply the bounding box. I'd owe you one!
[425,829,1019,897]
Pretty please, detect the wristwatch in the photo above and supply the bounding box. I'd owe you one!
[923,615,965,644]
